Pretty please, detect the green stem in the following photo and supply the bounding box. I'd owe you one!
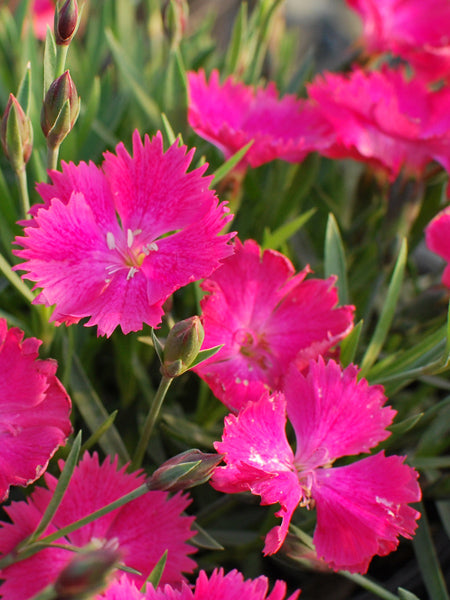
[0,483,150,570]
[132,375,173,470]
[55,44,69,77]
[340,571,399,600]
[16,167,30,218]
[47,143,60,174]
[0,251,34,303]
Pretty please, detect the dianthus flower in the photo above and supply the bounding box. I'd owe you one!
[98,569,299,600]
[32,0,55,40]
[193,239,354,412]
[14,131,234,337]
[0,452,197,599]
[0,318,71,502]
[425,206,450,287]
[307,66,450,180]
[212,358,421,573]
[187,69,331,169]
[346,0,450,83]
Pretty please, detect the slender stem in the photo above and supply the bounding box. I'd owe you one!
[16,167,30,218]
[55,44,69,77]
[47,143,60,174]
[0,251,34,303]
[340,571,399,600]
[132,375,173,470]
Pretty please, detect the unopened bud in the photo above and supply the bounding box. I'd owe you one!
[55,0,79,45]
[41,71,80,148]
[164,0,189,47]
[1,94,33,172]
[54,546,120,598]
[162,316,204,377]
[148,449,223,492]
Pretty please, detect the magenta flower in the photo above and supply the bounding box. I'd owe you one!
[425,206,450,287]
[0,318,71,502]
[346,0,450,82]
[187,69,331,170]
[14,131,234,337]
[193,239,354,412]
[212,358,421,573]
[307,67,450,180]
[100,569,299,600]
[0,452,197,599]
[32,0,55,40]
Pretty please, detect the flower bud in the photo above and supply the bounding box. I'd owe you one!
[1,94,33,172]
[164,0,189,47]
[162,316,204,378]
[148,449,223,492]
[54,546,120,598]
[55,0,79,46]
[41,71,80,148]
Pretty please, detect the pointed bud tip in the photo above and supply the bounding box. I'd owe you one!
[148,449,223,492]
[55,0,79,45]
[162,316,205,378]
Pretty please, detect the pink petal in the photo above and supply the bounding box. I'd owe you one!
[311,452,421,573]
[285,358,395,466]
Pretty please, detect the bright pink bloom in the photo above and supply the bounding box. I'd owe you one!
[187,69,331,169]
[346,0,450,82]
[307,67,450,180]
[14,131,234,337]
[101,569,299,600]
[0,452,197,599]
[193,239,354,412]
[212,358,421,573]
[32,0,55,40]
[425,206,450,287]
[0,318,71,502]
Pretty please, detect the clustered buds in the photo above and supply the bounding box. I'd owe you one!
[148,449,223,492]
[161,316,204,378]
[0,94,33,173]
[55,0,79,46]
[41,70,80,149]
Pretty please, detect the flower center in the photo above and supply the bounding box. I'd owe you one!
[104,229,158,281]
[233,328,273,371]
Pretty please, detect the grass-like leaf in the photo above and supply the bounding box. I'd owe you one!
[324,213,349,306]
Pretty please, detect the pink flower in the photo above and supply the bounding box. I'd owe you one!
[0,318,71,502]
[307,67,450,180]
[193,239,354,412]
[99,569,299,600]
[0,452,197,599]
[32,0,55,40]
[212,358,421,573]
[425,206,450,287]
[346,0,450,82]
[187,69,331,170]
[14,131,234,337]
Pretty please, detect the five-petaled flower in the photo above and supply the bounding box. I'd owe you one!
[212,357,421,573]
[193,238,354,412]
[187,69,331,170]
[0,452,197,599]
[0,318,71,502]
[14,130,234,337]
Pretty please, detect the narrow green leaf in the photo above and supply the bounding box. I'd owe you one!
[16,62,32,114]
[262,208,316,250]
[69,352,130,465]
[105,29,160,123]
[43,27,57,98]
[189,345,224,369]
[0,251,34,303]
[14,0,33,35]
[413,501,450,600]
[30,432,82,541]
[143,550,167,590]
[224,2,247,75]
[160,113,177,146]
[77,76,101,146]
[360,239,408,377]
[191,523,224,550]
[398,589,421,600]
[80,410,119,454]
[413,456,450,469]
[150,328,164,364]
[324,213,349,306]
[389,413,423,436]
[340,320,363,367]
[212,141,253,185]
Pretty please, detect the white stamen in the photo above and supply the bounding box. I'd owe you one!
[127,229,134,248]
[106,232,116,250]
[133,229,142,236]
[142,242,159,255]
[127,267,139,280]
